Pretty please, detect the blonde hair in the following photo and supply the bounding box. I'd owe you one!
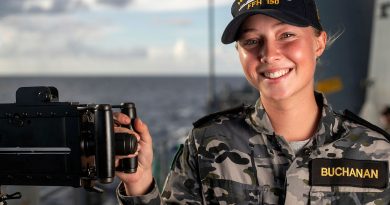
[315,27,344,64]
[314,27,344,49]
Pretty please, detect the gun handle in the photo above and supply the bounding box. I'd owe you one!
[95,104,115,183]
[116,102,138,173]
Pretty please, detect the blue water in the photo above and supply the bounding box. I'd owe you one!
[0,76,248,140]
[0,76,250,205]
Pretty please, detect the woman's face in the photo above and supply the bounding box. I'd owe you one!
[237,14,327,102]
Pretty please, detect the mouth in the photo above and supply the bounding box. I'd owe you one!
[261,68,293,79]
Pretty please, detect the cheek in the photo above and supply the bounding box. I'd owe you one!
[238,50,259,86]
[238,50,251,74]
[238,48,252,67]
[285,41,316,69]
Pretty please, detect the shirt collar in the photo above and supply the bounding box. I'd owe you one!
[246,92,346,146]
[246,98,275,136]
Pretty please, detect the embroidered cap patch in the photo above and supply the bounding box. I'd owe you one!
[310,158,388,189]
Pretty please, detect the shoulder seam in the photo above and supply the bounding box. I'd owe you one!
[342,109,390,141]
[170,144,184,171]
[192,104,251,128]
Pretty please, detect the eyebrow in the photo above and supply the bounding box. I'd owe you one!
[240,21,286,34]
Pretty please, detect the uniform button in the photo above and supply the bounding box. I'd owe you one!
[274,141,282,149]
[303,148,312,156]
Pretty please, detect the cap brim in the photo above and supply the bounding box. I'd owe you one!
[221,9,310,44]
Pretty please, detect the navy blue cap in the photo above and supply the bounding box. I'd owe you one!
[222,0,323,44]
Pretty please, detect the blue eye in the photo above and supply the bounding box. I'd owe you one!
[238,37,263,49]
[280,33,295,39]
[244,39,259,45]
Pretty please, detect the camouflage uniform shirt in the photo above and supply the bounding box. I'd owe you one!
[117,93,390,204]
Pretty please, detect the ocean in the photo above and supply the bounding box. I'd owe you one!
[0,76,251,205]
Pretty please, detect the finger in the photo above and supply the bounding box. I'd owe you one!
[115,153,138,160]
[137,144,141,152]
[115,152,138,169]
[113,112,130,125]
[114,127,141,141]
[114,158,124,167]
[134,118,152,144]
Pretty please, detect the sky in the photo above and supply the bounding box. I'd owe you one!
[0,0,244,76]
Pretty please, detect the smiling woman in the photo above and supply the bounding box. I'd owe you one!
[236,15,326,107]
[114,0,390,204]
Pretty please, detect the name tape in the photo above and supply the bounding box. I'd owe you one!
[310,158,388,189]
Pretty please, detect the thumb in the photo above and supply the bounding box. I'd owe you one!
[134,118,152,143]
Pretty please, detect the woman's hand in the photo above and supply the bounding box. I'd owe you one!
[114,113,154,196]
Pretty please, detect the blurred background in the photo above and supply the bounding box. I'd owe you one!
[0,0,389,204]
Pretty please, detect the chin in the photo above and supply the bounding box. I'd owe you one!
[261,89,293,102]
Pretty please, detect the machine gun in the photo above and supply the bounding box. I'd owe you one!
[0,87,138,204]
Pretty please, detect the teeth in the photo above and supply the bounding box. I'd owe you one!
[264,69,290,79]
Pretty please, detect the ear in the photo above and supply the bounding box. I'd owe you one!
[315,31,327,58]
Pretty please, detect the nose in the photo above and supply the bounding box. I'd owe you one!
[258,40,280,64]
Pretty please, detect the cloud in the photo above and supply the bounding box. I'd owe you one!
[0,1,26,18]
[128,0,231,12]
[0,0,89,18]
[0,0,231,18]
[97,0,134,8]
[0,14,148,71]
[0,0,242,76]
[152,18,193,27]
[173,39,187,60]
[0,23,230,76]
